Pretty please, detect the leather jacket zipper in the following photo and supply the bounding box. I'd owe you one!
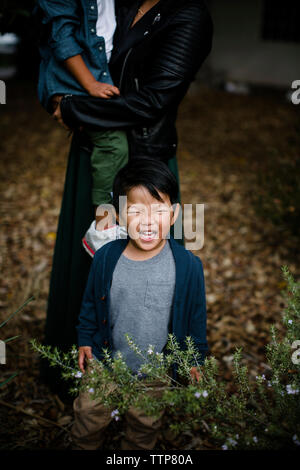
[134,77,148,137]
[121,52,149,137]
[119,48,133,92]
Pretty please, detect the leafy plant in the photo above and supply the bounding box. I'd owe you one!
[0,296,34,387]
[31,266,300,450]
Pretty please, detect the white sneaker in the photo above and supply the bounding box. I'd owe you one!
[82,221,128,257]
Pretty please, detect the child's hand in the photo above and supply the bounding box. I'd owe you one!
[87,81,120,99]
[190,366,201,383]
[78,346,93,373]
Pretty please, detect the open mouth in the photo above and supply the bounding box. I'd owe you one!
[139,230,158,241]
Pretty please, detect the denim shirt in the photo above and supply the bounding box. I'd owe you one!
[36,0,114,113]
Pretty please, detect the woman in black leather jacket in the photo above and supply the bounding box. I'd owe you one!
[43,0,213,395]
[59,0,213,161]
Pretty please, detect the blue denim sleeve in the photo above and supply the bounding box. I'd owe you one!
[38,0,83,62]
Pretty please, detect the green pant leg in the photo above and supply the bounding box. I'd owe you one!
[86,130,129,206]
[167,155,185,246]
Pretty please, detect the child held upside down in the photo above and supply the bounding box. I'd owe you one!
[36,0,128,255]
[72,158,208,450]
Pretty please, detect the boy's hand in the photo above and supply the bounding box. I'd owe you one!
[190,366,201,383]
[87,81,120,99]
[78,346,93,373]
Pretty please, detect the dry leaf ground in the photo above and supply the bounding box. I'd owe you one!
[0,79,299,450]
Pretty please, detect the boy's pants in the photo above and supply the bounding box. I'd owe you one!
[85,129,129,206]
[71,375,171,450]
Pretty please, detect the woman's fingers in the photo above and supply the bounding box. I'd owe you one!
[53,103,71,130]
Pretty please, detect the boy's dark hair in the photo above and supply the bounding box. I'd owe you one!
[112,157,179,213]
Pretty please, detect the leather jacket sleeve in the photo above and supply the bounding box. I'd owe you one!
[60,2,213,130]
[37,0,83,62]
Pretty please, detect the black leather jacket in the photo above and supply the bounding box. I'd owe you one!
[61,0,213,161]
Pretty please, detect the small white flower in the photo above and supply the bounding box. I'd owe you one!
[228,438,237,447]
[147,348,153,355]
[194,392,201,398]
[261,374,266,380]
[114,416,120,421]
[88,388,94,394]
[253,436,258,443]
[235,434,239,439]
[286,384,299,395]
[111,409,119,418]
[293,434,300,446]
[202,390,208,398]
[75,371,82,378]
[288,319,293,324]
[221,444,228,450]
[265,428,268,432]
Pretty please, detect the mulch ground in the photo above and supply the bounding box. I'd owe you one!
[0,79,299,450]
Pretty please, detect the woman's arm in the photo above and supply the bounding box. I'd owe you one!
[60,2,213,130]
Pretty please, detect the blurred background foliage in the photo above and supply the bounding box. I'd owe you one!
[0,0,39,78]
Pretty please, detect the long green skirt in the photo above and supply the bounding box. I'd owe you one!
[40,132,184,397]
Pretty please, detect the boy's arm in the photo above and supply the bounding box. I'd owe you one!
[37,1,119,98]
[189,257,208,370]
[76,255,99,349]
[77,254,101,372]
[64,55,120,98]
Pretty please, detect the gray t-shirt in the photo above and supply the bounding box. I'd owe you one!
[109,240,176,373]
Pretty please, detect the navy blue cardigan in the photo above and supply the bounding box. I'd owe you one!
[77,236,208,379]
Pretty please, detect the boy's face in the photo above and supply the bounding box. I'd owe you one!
[117,185,179,252]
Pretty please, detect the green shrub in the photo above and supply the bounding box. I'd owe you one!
[31,266,300,450]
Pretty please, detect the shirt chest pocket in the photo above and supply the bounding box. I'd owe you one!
[144,281,174,310]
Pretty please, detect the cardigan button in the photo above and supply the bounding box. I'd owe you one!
[102,319,107,325]
[101,295,106,300]
[103,340,108,346]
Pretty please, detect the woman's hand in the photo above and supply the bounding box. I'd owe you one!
[52,95,70,130]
